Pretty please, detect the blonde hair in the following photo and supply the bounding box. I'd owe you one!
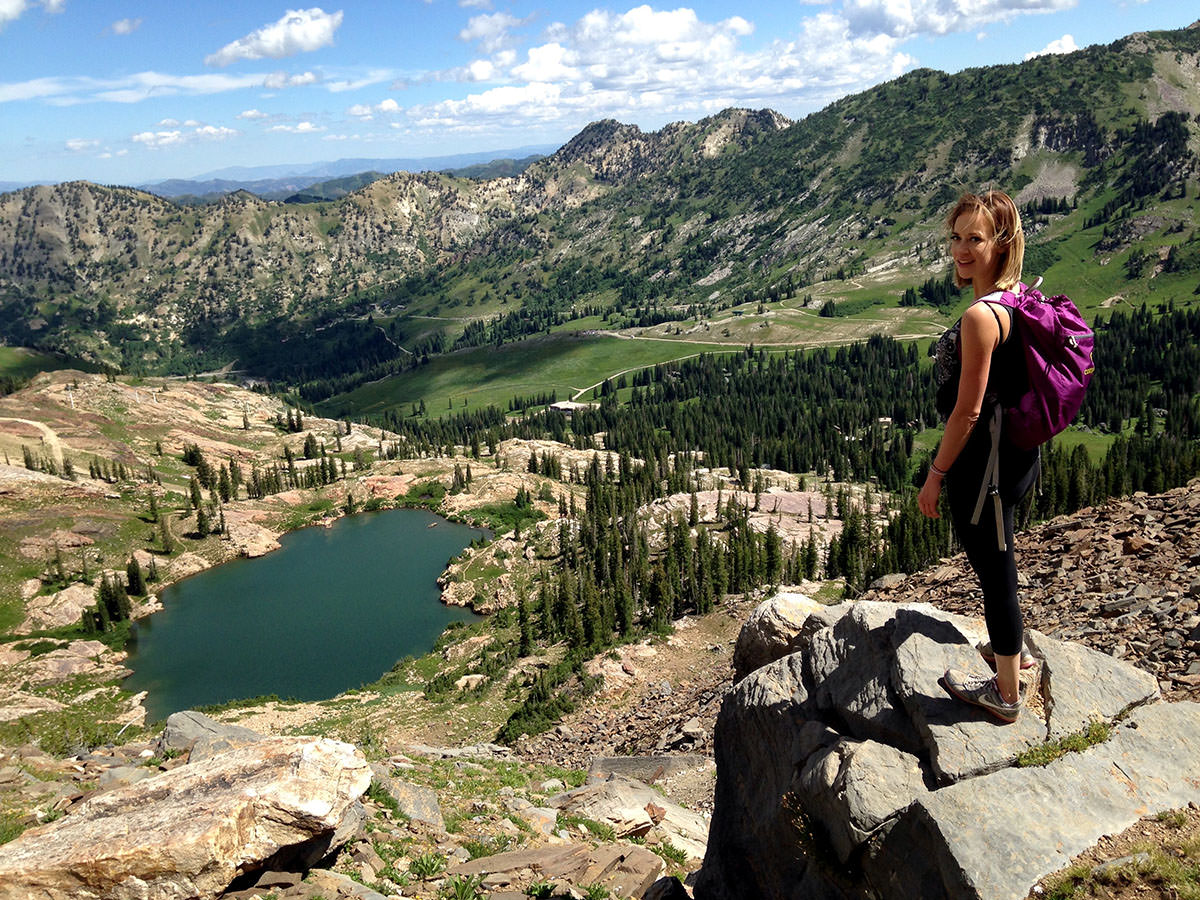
[945,190,1025,291]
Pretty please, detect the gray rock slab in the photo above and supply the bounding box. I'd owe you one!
[806,601,923,753]
[798,738,928,863]
[588,754,710,783]
[891,607,1046,783]
[1025,630,1160,739]
[159,709,262,760]
[367,764,444,830]
[307,868,389,900]
[865,701,1200,900]
[733,591,833,682]
[549,776,708,857]
[699,652,817,899]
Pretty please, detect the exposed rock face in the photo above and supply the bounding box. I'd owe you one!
[0,736,370,900]
[549,775,710,861]
[367,763,445,830]
[731,591,840,682]
[696,600,1200,900]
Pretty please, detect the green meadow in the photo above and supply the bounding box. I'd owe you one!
[0,347,81,380]
[318,331,734,419]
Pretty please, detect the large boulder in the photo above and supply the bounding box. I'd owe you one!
[159,709,264,762]
[731,591,847,682]
[695,600,1197,900]
[0,736,370,900]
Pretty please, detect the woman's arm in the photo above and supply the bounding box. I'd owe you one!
[918,303,1000,518]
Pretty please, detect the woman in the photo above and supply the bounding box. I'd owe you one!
[918,190,1040,724]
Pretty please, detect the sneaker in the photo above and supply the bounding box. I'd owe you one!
[943,669,1023,724]
[978,641,1037,670]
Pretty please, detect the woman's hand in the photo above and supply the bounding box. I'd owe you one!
[918,473,942,518]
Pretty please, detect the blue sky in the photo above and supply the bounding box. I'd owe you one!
[0,1,1194,186]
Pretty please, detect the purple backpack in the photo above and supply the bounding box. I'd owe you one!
[994,278,1095,450]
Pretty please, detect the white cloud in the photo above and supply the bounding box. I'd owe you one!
[237,108,270,119]
[132,130,184,149]
[325,69,395,92]
[0,70,313,105]
[132,123,238,150]
[459,0,491,8]
[418,4,911,136]
[0,0,61,28]
[511,43,578,83]
[205,7,344,67]
[158,117,180,127]
[269,120,325,133]
[264,70,320,89]
[111,17,141,35]
[1025,33,1078,59]
[841,0,1077,39]
[459,12,523,54]
[347,98,403,119]
[65,137,99,152]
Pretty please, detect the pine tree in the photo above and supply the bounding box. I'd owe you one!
[517,585,533,656]
[189,475,203,510]
[126,557,146,596]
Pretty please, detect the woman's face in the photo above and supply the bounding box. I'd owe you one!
[950,211,1003,290]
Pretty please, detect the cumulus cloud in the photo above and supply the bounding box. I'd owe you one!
[459,0,491,8]
[269,120,325,133]
[111,17,141,35]
[264,69,320,89]
[205,7,344,67]
[459,11,524,53]
[132,123,238,149]
[1,0,64,29]
[841,0,1077,39]
[237,108,270,119]
[65,137,99,152]
[1025,33,1078,59]
[347,97,402,119]
[416,4,912,137]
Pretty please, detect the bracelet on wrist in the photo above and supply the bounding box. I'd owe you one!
[929,461,948,477]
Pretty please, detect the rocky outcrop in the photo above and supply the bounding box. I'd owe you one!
[731,591,843,682]
[449,843,665,900]
[0,736,370,900]
[549,775,710,861]
[696,599,1200,900]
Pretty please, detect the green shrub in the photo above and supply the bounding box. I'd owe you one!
[408,851,446,878]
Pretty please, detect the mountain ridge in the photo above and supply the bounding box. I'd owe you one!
[0,23,1197,385]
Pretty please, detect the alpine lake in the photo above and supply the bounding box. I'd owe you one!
[124,508,488,723]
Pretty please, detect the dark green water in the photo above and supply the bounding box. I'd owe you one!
[124,508,486,722]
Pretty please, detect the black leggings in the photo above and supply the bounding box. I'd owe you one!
[945,413,1040,657]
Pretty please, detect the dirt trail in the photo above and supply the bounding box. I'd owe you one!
[0,417,64,467]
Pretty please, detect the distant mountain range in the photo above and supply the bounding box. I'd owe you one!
[1,22,1198,389]
[0,145,558,200]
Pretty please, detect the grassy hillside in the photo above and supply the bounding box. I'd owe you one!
[1,23,1198,413]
